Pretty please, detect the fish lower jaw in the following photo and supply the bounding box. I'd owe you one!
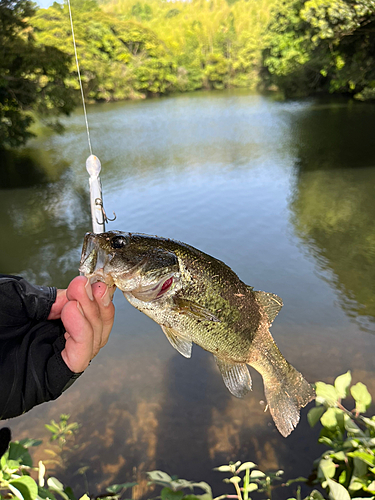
[85,268,115,287]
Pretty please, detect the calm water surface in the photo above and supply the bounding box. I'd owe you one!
[1,90,375,498]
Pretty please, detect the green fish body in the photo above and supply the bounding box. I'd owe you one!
[80,231,315,437]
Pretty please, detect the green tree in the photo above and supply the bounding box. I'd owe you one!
[262,0,375,99]
[31,5,176,100]
[0,0,75,148]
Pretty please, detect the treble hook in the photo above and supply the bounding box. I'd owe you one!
[95,198,116,225]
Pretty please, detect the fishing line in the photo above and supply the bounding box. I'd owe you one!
[66,0,109,234]
[67,0,92,156]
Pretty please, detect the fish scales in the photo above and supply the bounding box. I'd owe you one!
[80,231,315,437]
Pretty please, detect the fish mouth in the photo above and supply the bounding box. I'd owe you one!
[79,235,115,286]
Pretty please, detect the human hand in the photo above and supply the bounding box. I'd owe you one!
[48,276,116,373]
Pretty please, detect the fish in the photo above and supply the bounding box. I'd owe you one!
[79,230,315,437]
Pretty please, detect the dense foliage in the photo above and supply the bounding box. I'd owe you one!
[2,0,375,146]
[29,0,273,101]
[0,0,75,148]
[262,0,375,99]
[1,373,374,500]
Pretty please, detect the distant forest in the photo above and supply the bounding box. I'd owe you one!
[34,0,375,101]
[2,0,375,147]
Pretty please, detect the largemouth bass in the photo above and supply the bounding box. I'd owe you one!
[80,231,315,437]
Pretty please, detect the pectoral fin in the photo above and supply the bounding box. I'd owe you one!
[161,326,192,358]
[173,297,220,322]
[252,290,283,324]
[214,357,252,398]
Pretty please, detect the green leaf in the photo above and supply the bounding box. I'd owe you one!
[318,457,336,480]
[244,484,258,492]
[147,471,173,484]
[106,483,137,493]
[343,415,364,435]
[38,486,57,500]
[161,487,184,500]
[213,466,232,472]
[334,372,352,399]
[10,476,38,500]
[308,406,326,427]
[250,470,266,479]
[47,478,64,492]
[18,439,43,449]
[330,451,346,461]
[365,480,375,493]
[8,443,32,467]
[319,436,334,447]
[347,451,375,466]
[47,477,70,500]
[326,478,351,500]
[321,408,343,429]
[361,417,375,429]
[187,482,212,497]
[63,486,76,500]
[229,477,241,484]
[286,477,307,486]
[338,471,346,485]
[237,462,257,472]
[351,383,372,413]
[9,483,25,500]
[348,480,364,492]
[309,491,325,500]
[45,424,60,434]
[315,382,339,407]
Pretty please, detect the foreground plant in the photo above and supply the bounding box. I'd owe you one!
[303,371,375,500]
[0,372,373,500]
[213,461,283,500]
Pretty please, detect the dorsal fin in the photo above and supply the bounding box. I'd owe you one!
[252,290,283,324]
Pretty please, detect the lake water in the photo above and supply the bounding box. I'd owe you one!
[1,89,375,498]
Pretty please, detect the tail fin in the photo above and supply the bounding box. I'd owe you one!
[250,333,315,437]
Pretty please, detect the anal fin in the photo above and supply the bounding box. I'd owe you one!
[161,325,192,358]
[214,357,252,398]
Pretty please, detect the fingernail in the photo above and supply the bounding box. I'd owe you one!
[77,302,85,316]
[85,279,94,301]
[101,288,111,307]
[101,286,116,307]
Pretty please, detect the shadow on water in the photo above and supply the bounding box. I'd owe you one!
[49,345,322,499]
[289,98,375,332]
[0,148,69,189]
[153,347,230,489]
[54,347,231,497]
[288,97,375,171]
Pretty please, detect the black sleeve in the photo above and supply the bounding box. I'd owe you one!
[0,274,81,420]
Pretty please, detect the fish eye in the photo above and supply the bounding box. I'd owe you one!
[111,236,127,249]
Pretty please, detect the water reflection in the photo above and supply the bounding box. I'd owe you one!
[0,147,69,189]
[2,91,375,499]
[0,174,90,285]
[290,98,375,331]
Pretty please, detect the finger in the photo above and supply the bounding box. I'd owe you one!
[66,277,115,358]
[66,277,103,344]
[60,300,94,372]
[91,282,116,350]
[48,289,68,320]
